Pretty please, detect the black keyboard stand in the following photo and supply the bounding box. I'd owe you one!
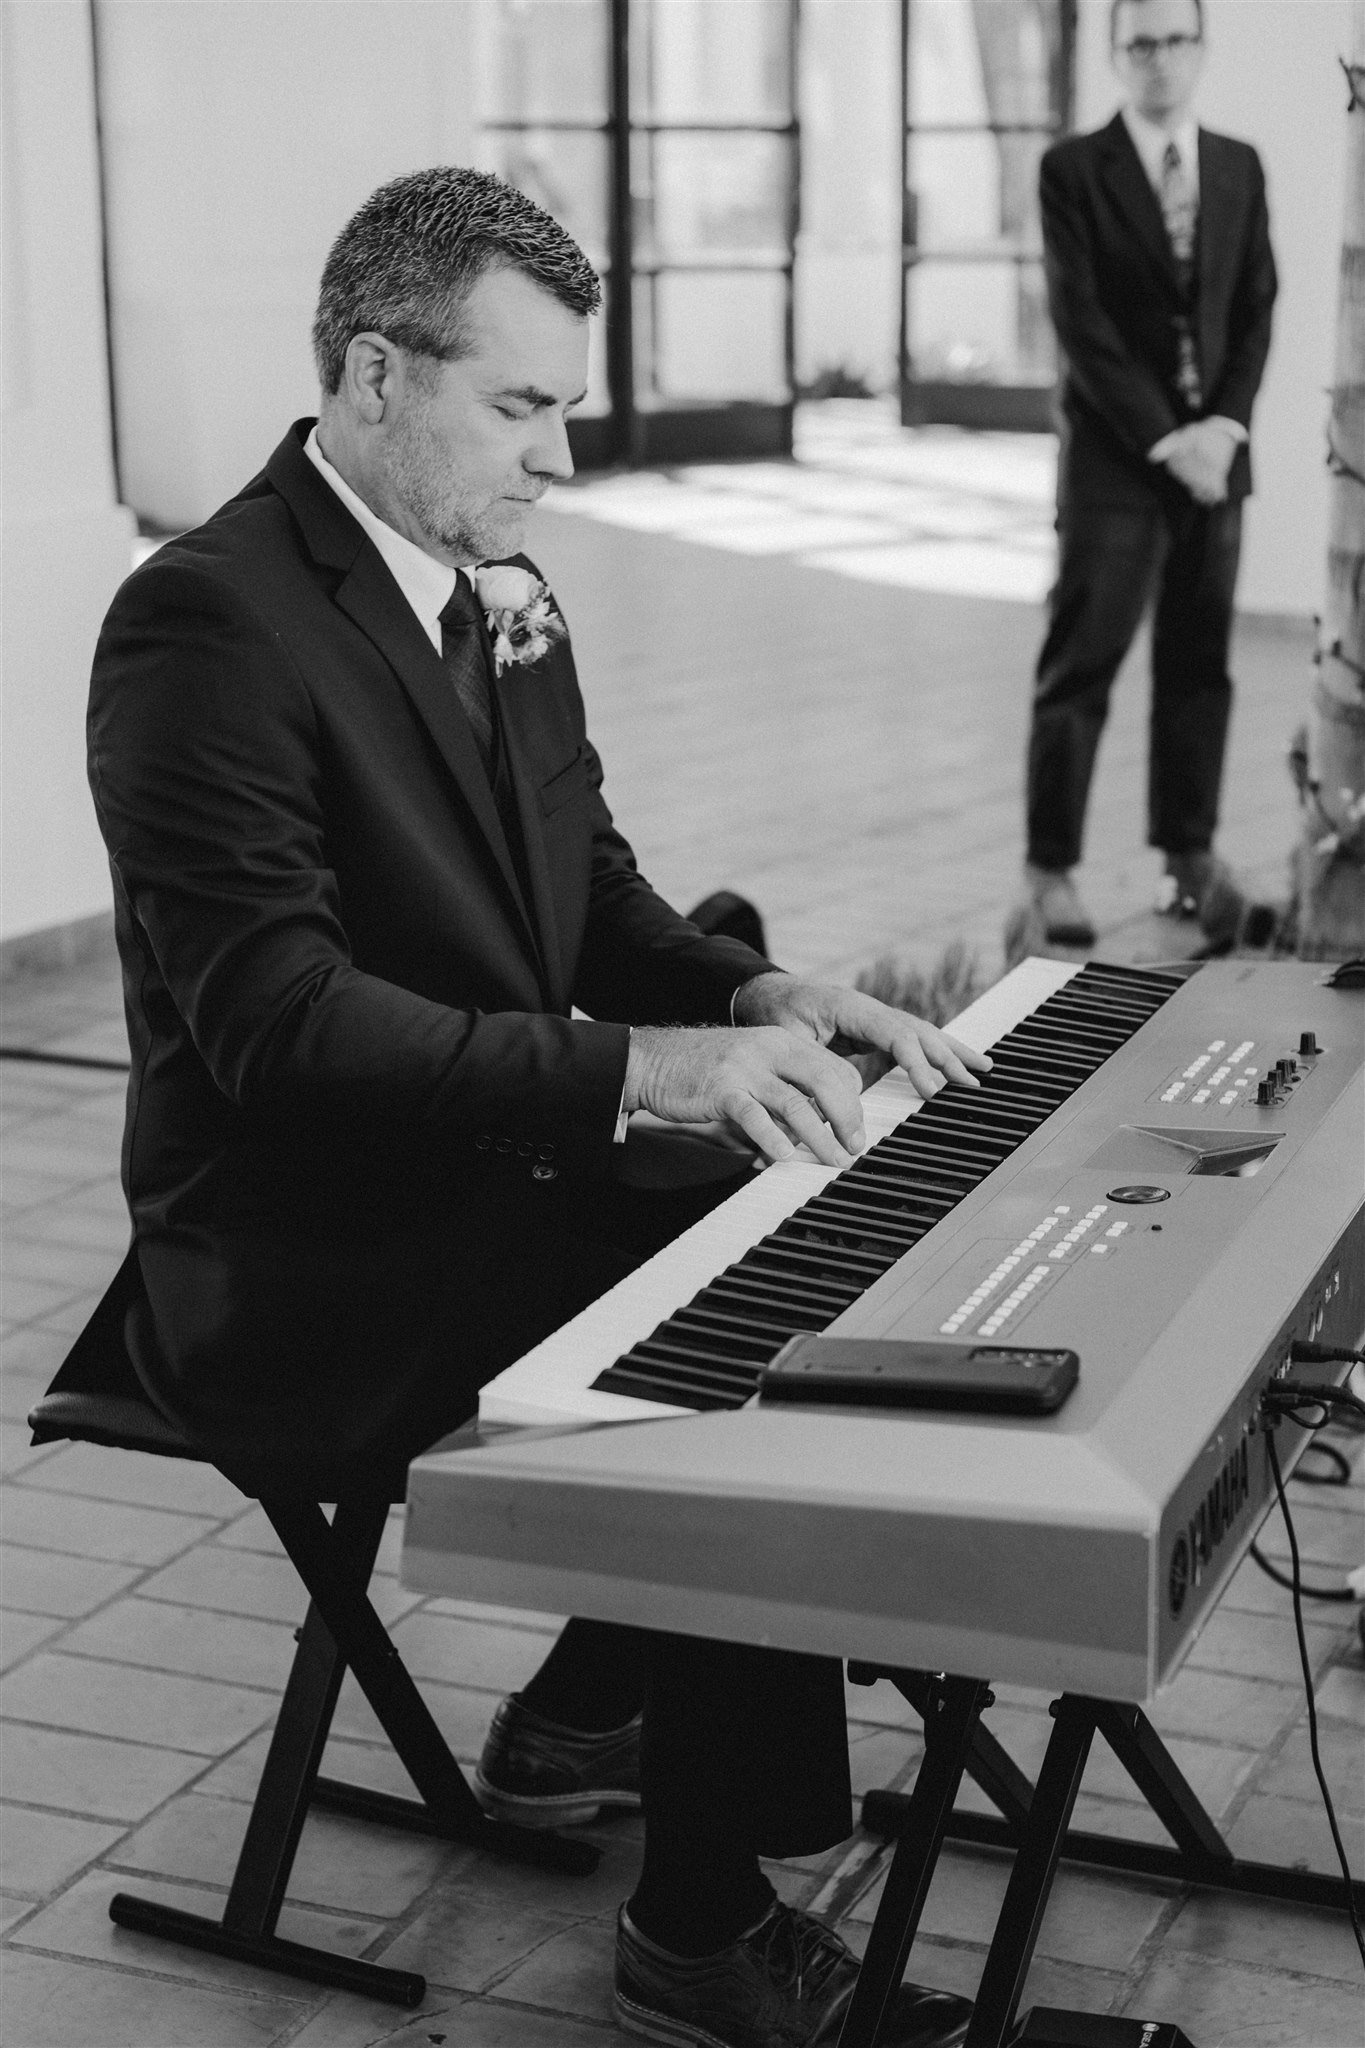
[836,1664,1365,2048]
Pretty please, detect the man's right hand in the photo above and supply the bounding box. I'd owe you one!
[1159,422,1235,506]
[623,1025,867,1169]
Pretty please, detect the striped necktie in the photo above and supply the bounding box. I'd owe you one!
[438,578,495,777]
[1159,139,1198,278]
[1159,139,1203,411]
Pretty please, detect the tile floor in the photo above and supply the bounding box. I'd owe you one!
[2,408,1362,2045]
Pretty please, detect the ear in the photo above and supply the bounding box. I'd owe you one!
[341,332,400,425]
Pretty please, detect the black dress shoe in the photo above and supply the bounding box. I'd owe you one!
[475,1691,641,1828]
[1023,865,1096,948]
[615,1899,972,2047]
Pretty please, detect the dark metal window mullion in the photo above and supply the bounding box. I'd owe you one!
[608,0,636,463]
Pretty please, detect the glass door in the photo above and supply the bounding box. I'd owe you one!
[479,0,798,467]
[900,0,1074,430]
[477,0,618,465]
[628,0,798,461]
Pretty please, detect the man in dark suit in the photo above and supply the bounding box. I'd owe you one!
[1022,0,1277,948]
[88,168,977,2047]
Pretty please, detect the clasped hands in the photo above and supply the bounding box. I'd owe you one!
[1158,418,1238,506]
[622,972,992,1170]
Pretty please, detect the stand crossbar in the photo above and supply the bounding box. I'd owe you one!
[844,1670,1365,2048]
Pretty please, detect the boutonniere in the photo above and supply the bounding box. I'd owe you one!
[474,564,567,676]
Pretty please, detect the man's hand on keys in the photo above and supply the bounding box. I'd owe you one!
[623,973,992,1169]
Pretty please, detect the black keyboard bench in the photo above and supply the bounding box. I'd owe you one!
[28,1250,597,2008]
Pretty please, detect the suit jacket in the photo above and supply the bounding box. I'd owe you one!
[87,421,772,1486]
[1040,113,1276,509]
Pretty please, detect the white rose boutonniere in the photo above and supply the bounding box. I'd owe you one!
[474,564,567,677]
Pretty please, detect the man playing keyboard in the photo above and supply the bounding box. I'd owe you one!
[87,166,985,2047]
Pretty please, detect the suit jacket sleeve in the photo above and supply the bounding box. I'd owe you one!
[88,558,631,1174]
[1040,143,1183,458]
[568,746,777,1027]
[1203,145,1276,428]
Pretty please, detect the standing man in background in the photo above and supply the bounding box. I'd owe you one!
[1021,0,1276,948]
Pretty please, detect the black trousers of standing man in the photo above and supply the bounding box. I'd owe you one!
[1025,491,1243,875]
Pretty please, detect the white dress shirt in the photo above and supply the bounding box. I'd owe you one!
[1121,103,1199,202]
[303,426,466,651]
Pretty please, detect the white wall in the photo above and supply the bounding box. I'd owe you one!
[1,0,136,948]
[96,0,480,529]
[1076,0,1352,615]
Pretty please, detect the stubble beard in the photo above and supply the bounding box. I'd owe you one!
[387,401,527,565]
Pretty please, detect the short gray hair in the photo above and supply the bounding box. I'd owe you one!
[312,166,601,394]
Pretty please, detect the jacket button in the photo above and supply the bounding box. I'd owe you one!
[531,1163,558,1182]
[516,1141,533,1158]
[537,1144,556,1162]
[474,1133,491,1151]
[495,1137,513,1154]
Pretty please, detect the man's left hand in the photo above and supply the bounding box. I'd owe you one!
[733,973,992,1101]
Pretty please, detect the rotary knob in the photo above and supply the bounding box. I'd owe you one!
[1299,1031,1319,1056]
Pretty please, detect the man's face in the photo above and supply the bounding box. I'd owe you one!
[1112,0,1204,124]
[384,264,588,565]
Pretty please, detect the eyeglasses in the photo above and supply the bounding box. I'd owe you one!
[1118,33,1202,61]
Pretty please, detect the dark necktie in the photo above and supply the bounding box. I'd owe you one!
[1159,138,1198,276]
[438,578,495,777]
[1159,139,1203,411]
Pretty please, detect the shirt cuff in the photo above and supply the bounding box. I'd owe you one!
[612,1028,632,1143]
[1205,416,1248,444]
[1148,429,1184,462]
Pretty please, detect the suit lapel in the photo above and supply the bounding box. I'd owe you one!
[1098,113,1182,298]
[265,425,546,977]
[1195,129,1236,307]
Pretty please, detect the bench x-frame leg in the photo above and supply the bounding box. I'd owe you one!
[110,1494,596,2006]
[834,1665,1365,2048]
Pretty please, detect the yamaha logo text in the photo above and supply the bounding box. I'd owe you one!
[1167,1426,1254,1617]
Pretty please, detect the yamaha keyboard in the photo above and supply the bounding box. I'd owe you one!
[408,958,1364,1701]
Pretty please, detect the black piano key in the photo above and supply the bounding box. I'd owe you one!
[704,1278,833,1327]
[865,1128,1006,1170]
[775,1220,906,1268]
[747,1241,885,1289]
[624,1334,767,1381]
[837,1168,971,1213]
[601,1365,751,1410]
[1022,1001,1129,1041]
[853,1147,980,1189]
[672,1305,804,1351]
[725,1259,857,1312]
[824,1178,959,1225]
[804,1190,936,1234]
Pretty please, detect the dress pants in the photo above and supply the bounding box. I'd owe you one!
[535,1172,854,1869]
[1026,492,1243,873]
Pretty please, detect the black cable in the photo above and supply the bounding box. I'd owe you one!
[0,1047,130,1073]
[1288,1440,1352,1487]
[1249,1541,1356,1603]
[1265,1427,1365,1972]
[1289,1340,1365,1368]
[1264,1381,1365,1426]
